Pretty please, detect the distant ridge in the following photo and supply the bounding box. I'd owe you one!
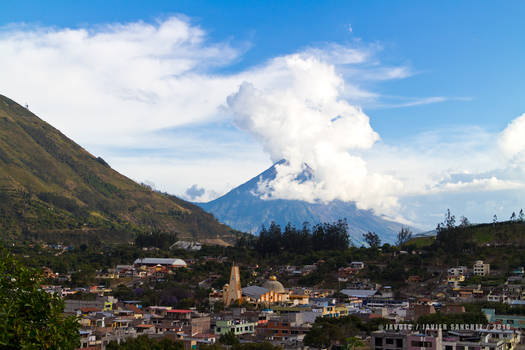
[0,94,238,244]
[199,161,406,244]
[413,230,437,238]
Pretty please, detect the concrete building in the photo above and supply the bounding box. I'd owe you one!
[340,289,377,300]
[372,330,407,350]
[447,275,465,288]
[473,260,490,276]
[350,261,365,269]
[407,330,442,350]
[133,258,187,268]
[447,266,468,276]
[256,317,308,340]
[483,308,525,329]
[373,328,520,350]
[214,320,256,336]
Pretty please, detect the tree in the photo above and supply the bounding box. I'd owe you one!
[459,216,470,227]
[445,209,456,229]
[219,330,239,346]
[510,212,517,221]
[106,335,183,349]
[396,227,413,247]
[344,337,365,350]
[436,209,456,233]
[362,231,381,248]
[0,249,80,349]
[519,209,525,222]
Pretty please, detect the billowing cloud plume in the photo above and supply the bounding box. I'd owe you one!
[227,54,403,215]
[499,113,525,163]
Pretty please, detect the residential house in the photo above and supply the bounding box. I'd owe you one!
[214,320,256,336]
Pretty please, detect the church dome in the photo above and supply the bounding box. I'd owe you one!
[262,276,285,293]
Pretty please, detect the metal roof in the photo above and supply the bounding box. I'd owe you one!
[340,289,377,298]
[133,258,187,266]
[167,309,192,313]
[242,285,270,299]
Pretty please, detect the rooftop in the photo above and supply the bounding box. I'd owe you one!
[133,258,187,266]
[340,289,377,298]
[243,285,271,299]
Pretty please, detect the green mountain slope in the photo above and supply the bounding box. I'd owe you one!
[0,94,238,244]
[406,220,525,248]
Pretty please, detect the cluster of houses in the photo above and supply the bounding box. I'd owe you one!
[41,255,525,349]
[446,260,490,288]
[69,284,525,350]
[443,261,525,305]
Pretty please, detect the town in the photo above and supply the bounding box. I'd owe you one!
[14,220,524,350]
[1,2,525,349]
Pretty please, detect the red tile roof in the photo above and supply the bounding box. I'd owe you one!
[167,309,192,313]
[126,304,144,314]
[79,307,101,313]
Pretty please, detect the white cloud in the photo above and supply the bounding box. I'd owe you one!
[3,16,517,227]
[0,17,416,209]
[375,96,447,108]
[429,177,525,193]
[302,43,372,65]
[226,54,403,215]
[0,17,241,147]
[499,113,525,163]
[182,184,221,202]
[362,119,525,228]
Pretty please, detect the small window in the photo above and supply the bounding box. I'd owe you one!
[386,339,394,345]
[375,338,383,346]
[396,339,403,348]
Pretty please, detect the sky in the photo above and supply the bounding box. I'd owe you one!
[1,1,525,229]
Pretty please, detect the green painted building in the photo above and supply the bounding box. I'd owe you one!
[483,308,525,329]
[214,320,257,335]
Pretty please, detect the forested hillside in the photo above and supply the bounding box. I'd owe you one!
[0,94,238,244]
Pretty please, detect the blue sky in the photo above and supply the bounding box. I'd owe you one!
[1,1,525,228]
[3,1,524,136]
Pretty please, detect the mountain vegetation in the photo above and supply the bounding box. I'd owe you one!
[0,94,238,244]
